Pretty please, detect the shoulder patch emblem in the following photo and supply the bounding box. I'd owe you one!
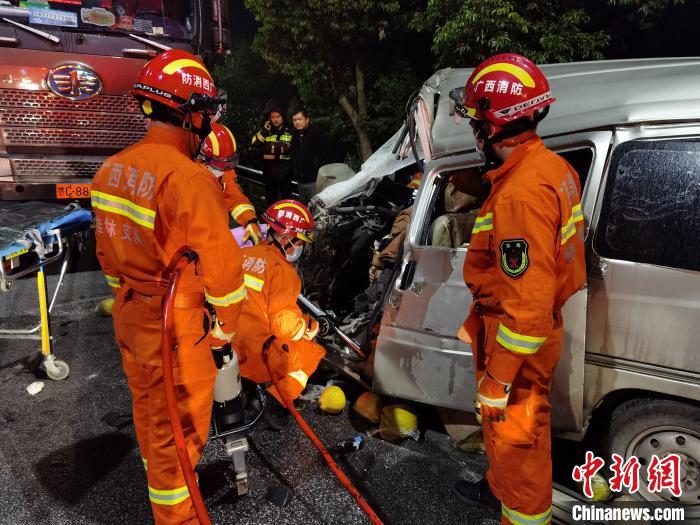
[500,239,529,278]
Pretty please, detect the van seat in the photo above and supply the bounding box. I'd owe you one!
[429,210,479,248]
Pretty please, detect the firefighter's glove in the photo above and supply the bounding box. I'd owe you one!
[302,317,319,340]
[475,372,511,423]
[210,320,235,350]
[243,220,263,246]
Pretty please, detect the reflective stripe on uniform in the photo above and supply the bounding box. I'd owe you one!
[104,274,121,288]
[502,504,552,525]
[232,204,255,221]
[253,131,265,143]
[148,484,190,506]
[205,283,246,307]
[244,273,264,292]
[91,191,156,230]
[476,392,508,409]
[561,204,584,245]
[496,322,546,355]
[142,457,148,470]
[288,369,309,388]
[471,212,493,234]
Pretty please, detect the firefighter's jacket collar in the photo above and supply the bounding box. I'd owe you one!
[484,136,543,185]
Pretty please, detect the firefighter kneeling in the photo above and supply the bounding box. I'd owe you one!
[233,199,325,429]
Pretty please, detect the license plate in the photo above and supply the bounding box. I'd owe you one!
[56,183,91,199]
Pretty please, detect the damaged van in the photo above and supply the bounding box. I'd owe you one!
[303,58,700,517]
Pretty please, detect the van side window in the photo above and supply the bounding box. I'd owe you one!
[419,167,486,248]
[557,148,593,194]
[595,140,700,272]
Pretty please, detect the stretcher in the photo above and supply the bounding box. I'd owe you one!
[0,202,93,380]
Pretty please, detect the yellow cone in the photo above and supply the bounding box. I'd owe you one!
[353,391,383,424]
[98,297,114,317]
[318,385,346,414]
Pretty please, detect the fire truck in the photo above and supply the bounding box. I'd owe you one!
[0,0,229,201]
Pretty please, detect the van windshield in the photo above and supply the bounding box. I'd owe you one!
[0,0,195,40]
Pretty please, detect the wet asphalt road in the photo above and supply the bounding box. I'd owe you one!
[0,267,500,525]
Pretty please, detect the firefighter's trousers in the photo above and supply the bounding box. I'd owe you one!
[474,314,564,525]
[113,289,216,525]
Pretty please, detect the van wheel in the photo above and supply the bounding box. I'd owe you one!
[599,398,700,516]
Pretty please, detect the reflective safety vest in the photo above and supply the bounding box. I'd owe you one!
[252,127,293,161]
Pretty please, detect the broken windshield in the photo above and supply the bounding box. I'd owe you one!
[0,0,195,39]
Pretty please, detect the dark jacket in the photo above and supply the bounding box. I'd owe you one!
[290,123,328,184]
[251,124,294,181]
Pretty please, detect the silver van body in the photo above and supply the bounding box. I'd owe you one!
[372,58,700,443]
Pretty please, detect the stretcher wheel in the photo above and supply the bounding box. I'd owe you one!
[46,359,70,381]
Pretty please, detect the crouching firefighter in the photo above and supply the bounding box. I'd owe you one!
[199,123,264,245]
[452,53,586,525]
[233,199,325,429]
[91,50,246,525]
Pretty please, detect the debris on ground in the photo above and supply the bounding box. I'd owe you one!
[97,297,114,317]
[576,473,613,502]
[353,391,383,424]
[297,383,326,402]
[318,385,346,414]
[457,430,486,455]
[379,404,420,441]
[26,381,45,396]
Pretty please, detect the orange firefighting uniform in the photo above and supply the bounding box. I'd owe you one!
[233,243,325,404]
[461,136,586,525]
[92,122,245,525]
[220,169,258,227]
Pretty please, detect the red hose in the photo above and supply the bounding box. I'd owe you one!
[263,340,384,525]
[161,254,211,525]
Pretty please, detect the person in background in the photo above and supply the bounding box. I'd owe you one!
[290,108,330,204]
[251,107,294,205]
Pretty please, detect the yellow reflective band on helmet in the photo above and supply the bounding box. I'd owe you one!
[243,273,264,292]
[502,504,553,525]
[273,202,311,222]
[471,212,494,234]
[208,131,220,155]
[149,485,190,506]
[291,319,306,341]
[232,204,255,221]
[224,126,237,151]
[472,63,536,88]
[496,322,546,355]
[104,274,121,289]
[288,369,309,388]
[205,283,246,307]
[466,107,477,118]
[162,59,209,76]
[142,100,153,115]
[91,191,156,230]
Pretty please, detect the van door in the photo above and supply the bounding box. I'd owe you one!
[587,128,700,380]
[374,132,611,434]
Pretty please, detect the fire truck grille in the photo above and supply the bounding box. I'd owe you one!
[1,109,147,132]
[10,158,105,180]
[3,128,145,149]
[0,89,141,113]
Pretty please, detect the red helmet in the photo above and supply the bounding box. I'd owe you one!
[132,49,218,113]
[261,200,315,243]
[200,123,239,171]
[462,53,554,126]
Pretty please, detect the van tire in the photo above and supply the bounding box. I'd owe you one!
[598,397,700,514]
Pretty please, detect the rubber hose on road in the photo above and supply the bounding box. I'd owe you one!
[262,337,384,525]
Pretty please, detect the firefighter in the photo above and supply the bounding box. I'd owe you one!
[91,50,246,525]
[251,107,294,204]
[233,199,325,429]
[199,122,263,245]
[453,53,586,525]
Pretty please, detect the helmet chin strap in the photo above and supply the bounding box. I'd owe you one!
[183,112,213,160]
[271,233,295,258]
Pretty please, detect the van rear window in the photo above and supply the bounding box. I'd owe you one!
[595,139,700,272]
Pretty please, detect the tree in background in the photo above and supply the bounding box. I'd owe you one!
[244,0,420,162]
[413,0,609,67]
